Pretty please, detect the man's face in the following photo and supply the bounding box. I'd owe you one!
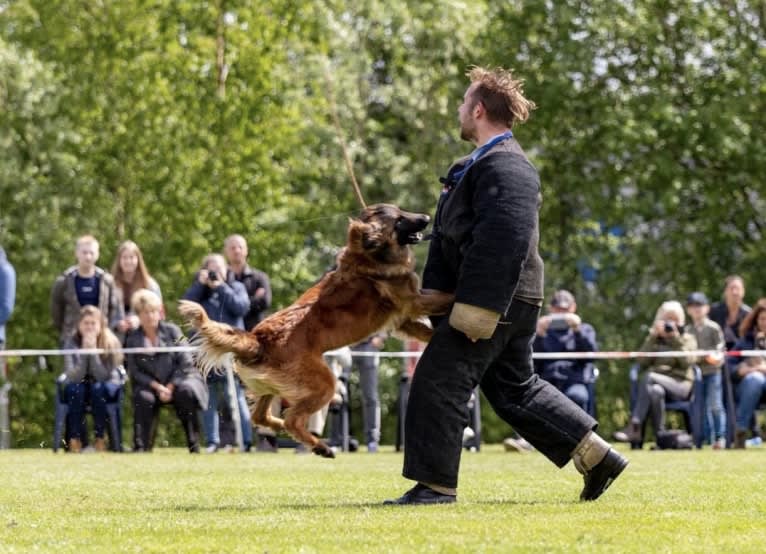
[76,241,99,269]
[458,83,479,142]
[224,237,248,266]
[686,304,708,321]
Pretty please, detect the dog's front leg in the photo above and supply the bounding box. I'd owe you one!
[397,319,434,342]
[416,289,455,316]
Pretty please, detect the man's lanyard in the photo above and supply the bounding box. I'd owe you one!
[449,131,513,184]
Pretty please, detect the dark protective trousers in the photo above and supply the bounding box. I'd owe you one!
[403,298,598,489]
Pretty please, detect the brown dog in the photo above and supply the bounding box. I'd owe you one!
[179,204,454,457]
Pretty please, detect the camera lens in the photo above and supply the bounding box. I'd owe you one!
[664,322,674,333]
[208,270,217,280]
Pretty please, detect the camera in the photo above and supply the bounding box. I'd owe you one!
[548,314,570,331]
[207,269,218,281]
[663,321,676,334]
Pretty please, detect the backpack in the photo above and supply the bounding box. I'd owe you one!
[655,429,694,450]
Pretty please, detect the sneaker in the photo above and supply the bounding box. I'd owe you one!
[746,436,763,448]
[205,444,219,454]
[295,443,309,455]
[503,437,527,453]
[712,438,726,450]
[580,448,629,501]
[367,441,379,454]
[383,483,457,505]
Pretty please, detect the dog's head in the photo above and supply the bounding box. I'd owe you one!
[347,203,430,263]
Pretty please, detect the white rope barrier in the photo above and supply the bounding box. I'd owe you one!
[0,347,762,359]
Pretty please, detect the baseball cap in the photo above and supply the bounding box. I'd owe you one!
[686,291,709,306]
[551,290,575,309]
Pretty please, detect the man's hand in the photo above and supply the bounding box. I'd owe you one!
[449,302,500,342]
[566,313,582,331]
[536,315,551,337]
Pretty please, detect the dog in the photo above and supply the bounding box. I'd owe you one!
[179,204,455,457]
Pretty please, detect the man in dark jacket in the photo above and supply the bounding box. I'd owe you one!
[386,67,627,505]
[223,234,272,330]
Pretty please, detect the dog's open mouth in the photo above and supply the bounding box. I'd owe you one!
[401,231,424,245]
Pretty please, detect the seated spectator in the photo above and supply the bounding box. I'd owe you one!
[126,289,206,453]
[58,305,124,452]
[111,241,163,338]
[710,275,751,350]
[726,298,766,448]
[613,301,697,444]
[533,290,597,411]
[182,253,251,453]
[684,292,726,449]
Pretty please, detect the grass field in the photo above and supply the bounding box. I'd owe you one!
[1,445,764,553]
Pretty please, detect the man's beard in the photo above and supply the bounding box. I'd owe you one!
[459,121,476,142]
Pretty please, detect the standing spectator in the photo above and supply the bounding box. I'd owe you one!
[710,275,751,350]
[126,289,206,453]
[533,290,597,411]
[613,301,697,445]
[111,241,163,337]
[224,234,271,450]
[351,333,386,453]
[58,306,124,452]
[0,245,16,449]
[725,298,766,448]
[51,235,123,345]
[387,67,626,506]
[183,253,251,452]
[684,292,726,449]
[224,234,271,330]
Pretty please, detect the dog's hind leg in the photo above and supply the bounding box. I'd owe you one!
[283,400,335,459]
[251,394,285,432]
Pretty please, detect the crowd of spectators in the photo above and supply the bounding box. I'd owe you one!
[1,235,765,453]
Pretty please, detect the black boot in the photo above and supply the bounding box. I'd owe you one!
[580,449,629,501]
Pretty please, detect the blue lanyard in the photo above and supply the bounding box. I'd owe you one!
[450,131,513,184]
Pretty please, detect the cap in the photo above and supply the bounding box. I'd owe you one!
[551,290,575,309]
[686,291,709,306]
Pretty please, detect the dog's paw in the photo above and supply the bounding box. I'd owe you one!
[312,442,335,459]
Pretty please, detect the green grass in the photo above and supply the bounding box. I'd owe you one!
[1,445,764,553]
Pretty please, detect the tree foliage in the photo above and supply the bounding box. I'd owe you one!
[1,0,764,445]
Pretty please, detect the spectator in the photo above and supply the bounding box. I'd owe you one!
[126,289,206,453]
[710,275,751,350]
[0,245,16,449]
[533,290,597,411]
[51,235,123,345]
[613,301,697,445]
[183,253,251,452]
[224,234,272,451]
[684,292,726,449]
[111,240,162,337]
[725,298,766,448]
[224,234,272,330]
[350,333,386,453]
[326,347,355,453]
[58,306,124,453]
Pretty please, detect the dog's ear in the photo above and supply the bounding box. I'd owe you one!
[348,220,382,252]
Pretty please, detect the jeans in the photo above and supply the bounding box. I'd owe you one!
[735,372,766,431]
[203,379,253,447]
[351,352,381,445]
[64,381,112,439]
[559,383,589,412]
[701,372,726,441]
[403,299,596,489]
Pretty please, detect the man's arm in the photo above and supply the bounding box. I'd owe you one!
[219,281,250,317]
[50,276,66,334]
[250,272,272,313]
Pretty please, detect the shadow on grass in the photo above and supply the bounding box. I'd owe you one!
[170,497,574,512]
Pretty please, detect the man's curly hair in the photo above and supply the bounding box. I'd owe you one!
[467,66,536,128]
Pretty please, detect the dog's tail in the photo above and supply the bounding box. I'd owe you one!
[178,300,261,377]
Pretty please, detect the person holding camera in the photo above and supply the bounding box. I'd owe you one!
[725,298,766,448]
[613,301,697,444]
[182,253,251,452]
[533,290,597,411]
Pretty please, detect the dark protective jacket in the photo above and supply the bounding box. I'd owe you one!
[423,137,544,315]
